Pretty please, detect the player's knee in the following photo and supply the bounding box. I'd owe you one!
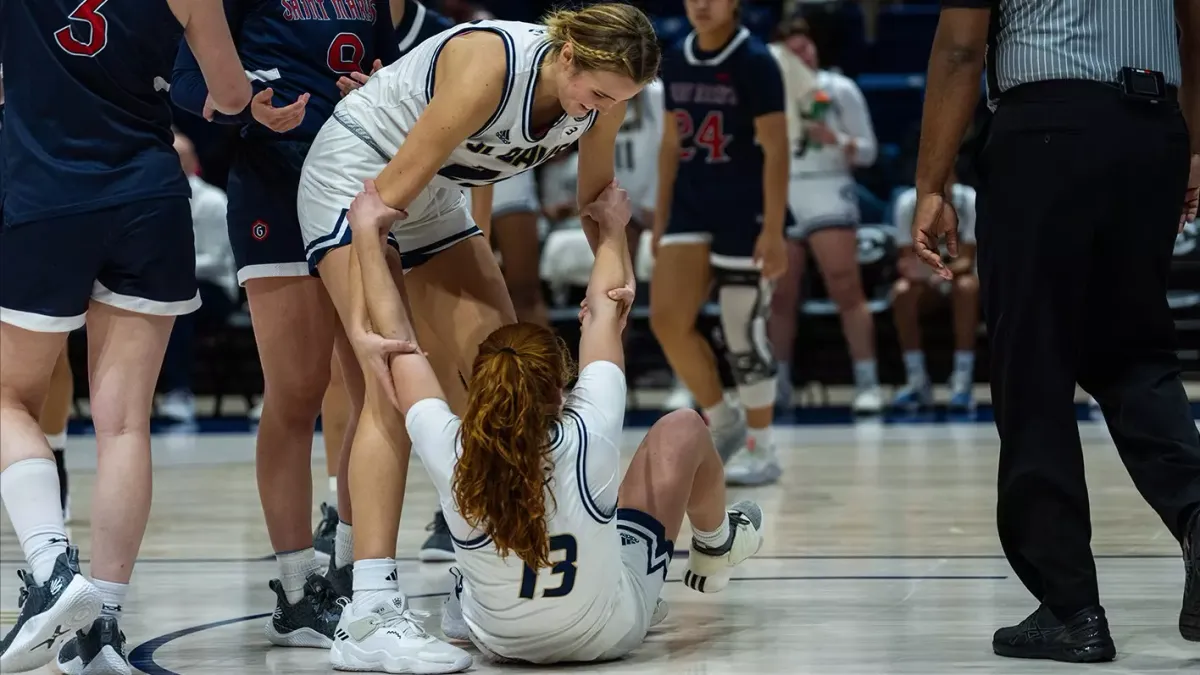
[824,268,865,309]
[952,272,979,296]
[263,366,330,425]
[90,395,150,440]
[717,272,777,409]
[649,408,710,464]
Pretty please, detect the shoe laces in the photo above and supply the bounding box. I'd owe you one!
[15,570,30,608]
[374,602,432,638]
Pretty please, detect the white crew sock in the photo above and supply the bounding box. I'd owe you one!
[93,578,128,620]
[335,521,354,569]
[276,548,321,604]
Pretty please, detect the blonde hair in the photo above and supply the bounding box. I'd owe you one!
[544,4,661,85]
[453,323,576,570]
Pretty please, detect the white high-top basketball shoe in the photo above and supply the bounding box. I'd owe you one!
[330,592,471,674]
[682,500,765,594]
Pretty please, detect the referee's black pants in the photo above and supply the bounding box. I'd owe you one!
[976,80,1200,618]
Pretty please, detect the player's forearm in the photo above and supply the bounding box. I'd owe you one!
[351,231,414,343]
[915,15,987,194]
[760,148,789,237]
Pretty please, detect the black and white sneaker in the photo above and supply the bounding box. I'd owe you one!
[0,546,102,673]
[56,616,130,675]
[313,502,338,567]
[419,511,455,563]
[325,561,353,601]
[264,574,342,648]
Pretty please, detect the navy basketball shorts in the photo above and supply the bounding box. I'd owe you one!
[659,201,794,270]
[0,196,199,332]
[225,140,313,286]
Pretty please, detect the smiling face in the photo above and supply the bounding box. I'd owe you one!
[554,44,645,117]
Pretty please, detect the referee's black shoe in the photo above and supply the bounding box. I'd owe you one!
[992,605,1115,663]
[1182,508,1200,642]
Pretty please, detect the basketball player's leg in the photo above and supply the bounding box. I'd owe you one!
[808,227,881,412]
[61,196,203,672]
[594,409,765,660]
[318,242,473,671]
[948,270,981,410]
[0,211,106,672]
[490,174,548,326]
[650,239,744,455]
[710,256,781,486]
[229,148,344,644]
[889,275,933,410]
[40,347,74,519]
[768,240,807,407]
[315,354,351,565]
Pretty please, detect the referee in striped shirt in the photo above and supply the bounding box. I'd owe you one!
[913,0,1200,663]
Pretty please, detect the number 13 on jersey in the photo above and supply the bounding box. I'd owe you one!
[518,535,578,599]
[674,110,731,163]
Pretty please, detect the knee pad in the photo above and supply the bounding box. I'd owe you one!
[714,265,777,408]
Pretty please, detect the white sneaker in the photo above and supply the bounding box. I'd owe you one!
[650,598,669,627]
[683,500,764,593]
[723,441,781,487]
[331,592,471,674]
[852,386,884,415]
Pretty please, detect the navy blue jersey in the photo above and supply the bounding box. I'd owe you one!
[661,26,785,224]
[0,0,189,225]
[172,0,400,141]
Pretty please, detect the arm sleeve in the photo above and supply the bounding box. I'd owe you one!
[833,75,878,167]
[742,48,786,118]
[562,361,626,516]
[374,0,400,66]
[892,188,917,246]
[171,0,257,124]
[404,398,461,505]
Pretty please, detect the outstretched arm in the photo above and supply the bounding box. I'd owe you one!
[577,182,634,373]
[347,181,446,414]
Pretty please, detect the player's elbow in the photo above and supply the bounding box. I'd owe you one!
[209,81,252,115]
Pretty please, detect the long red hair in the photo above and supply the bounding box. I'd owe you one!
[453,322,575,570]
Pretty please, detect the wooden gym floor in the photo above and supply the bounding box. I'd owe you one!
[2,421,1197,673]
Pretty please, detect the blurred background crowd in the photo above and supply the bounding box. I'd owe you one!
[65,0,1199,427]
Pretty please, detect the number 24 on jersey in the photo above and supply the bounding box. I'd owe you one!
[674,110,731,163]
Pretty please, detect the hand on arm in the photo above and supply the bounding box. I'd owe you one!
[346,181,444,413]
[577,181,635,372]
[578,105,637,296]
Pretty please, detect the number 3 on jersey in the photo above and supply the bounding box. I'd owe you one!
[328,33,366,74]
[55,0,110,57]
[518,535,578,599]
[675,110,731,163]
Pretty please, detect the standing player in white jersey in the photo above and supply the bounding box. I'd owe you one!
[767,17,883,414]
[295,5,660,672]
[346,175,765,666]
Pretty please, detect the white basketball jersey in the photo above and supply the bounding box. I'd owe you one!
[453,410,623,659]
[334,20,598,189]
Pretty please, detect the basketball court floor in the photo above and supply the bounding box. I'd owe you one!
[2,420,1197,674]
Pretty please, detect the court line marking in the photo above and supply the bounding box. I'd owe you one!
[128,575,1007,675]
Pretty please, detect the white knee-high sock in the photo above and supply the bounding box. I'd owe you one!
[0,458,69,583]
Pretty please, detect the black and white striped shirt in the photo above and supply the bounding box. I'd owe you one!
[945,0,1182,103]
